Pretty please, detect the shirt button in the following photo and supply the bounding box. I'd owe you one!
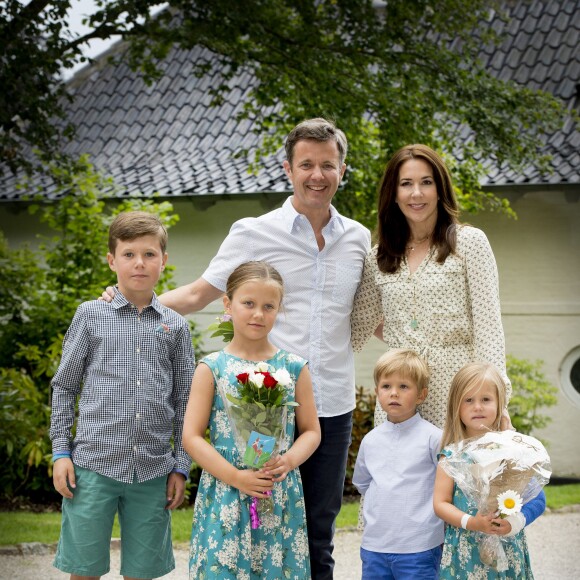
[136,348,140,353]
[137,380,141,386]
[133,446,137,452]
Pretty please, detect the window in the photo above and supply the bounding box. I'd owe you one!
[560,346,580,408]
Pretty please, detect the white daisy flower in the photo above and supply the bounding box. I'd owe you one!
[497,489,523,515]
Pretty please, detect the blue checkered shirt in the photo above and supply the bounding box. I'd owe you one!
[49,291,195,483]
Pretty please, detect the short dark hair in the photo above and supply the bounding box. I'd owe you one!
[285,118,347,166]
[108,211,168,254]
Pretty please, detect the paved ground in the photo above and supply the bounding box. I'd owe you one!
[1,508,579,579]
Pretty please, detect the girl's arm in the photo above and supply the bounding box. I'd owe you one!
[262,365,321,482]
[182,363,273,498]
[491,489,547,536]
[433,464,501,535]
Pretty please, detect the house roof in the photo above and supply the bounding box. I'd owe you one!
[1,0,578,202]
[480,0,579,188]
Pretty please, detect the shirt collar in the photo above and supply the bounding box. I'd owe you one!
[383,411,423,431]
[111,288,164,315]
[281,196,346,235]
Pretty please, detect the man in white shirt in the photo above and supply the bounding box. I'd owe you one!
[107,118,370,578]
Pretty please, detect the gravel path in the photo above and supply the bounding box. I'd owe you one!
[1,509,579,579]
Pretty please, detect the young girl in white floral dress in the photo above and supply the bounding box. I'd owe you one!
[182,261,320,580]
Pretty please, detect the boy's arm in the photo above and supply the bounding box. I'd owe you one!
[170,321,196,477]
[352,439,371,495]
[49,306,90,456]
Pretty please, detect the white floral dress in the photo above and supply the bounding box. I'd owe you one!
[351,225,511,430]
[188,349,311,580]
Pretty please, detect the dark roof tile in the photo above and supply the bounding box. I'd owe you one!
[1,0,578,201]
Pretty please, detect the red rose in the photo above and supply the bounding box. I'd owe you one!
[236,372,250,384]
[261,372,278,389]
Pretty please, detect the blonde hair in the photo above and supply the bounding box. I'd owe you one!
[440,362,506,449]
[373,348,430,391]
[108,211,168,254]
[226,261,284,303]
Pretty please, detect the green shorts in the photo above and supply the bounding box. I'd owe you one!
[53,466,174,578]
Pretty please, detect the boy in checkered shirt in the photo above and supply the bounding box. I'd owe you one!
[49,211,195,579]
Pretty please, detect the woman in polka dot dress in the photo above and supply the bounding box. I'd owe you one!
[351,144,512,432]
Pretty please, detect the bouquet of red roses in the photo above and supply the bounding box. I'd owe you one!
[218,361,298,528]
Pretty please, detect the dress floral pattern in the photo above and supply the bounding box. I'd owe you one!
[351,225,510,430]
[438,448,534,579]
[188,349,311,580]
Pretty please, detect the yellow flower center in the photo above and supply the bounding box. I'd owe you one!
[504,498,516,509]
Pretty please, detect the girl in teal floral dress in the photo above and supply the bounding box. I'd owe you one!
[182,261,321,580]
[433,362,545,579]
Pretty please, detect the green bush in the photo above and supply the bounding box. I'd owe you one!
[0,157,202,503]
[507,355,558,437]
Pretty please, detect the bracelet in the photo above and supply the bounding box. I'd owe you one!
[461,513,472,530]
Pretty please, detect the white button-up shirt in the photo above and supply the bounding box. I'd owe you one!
[353,412,444,553]
[202,196,370,417]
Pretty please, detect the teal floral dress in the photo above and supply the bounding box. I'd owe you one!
[189,349,311,580]
[439,448,534,579]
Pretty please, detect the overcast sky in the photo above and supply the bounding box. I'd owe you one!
[62,1,166,77]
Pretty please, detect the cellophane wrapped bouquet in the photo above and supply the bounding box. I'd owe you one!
[217,360,298,528]
[439,430,551,571]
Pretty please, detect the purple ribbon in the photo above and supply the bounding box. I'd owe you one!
[250,497,261,529]
[250,491,273,530]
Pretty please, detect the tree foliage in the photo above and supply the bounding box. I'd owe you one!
[0,157,201,502]
[1,1,571,225]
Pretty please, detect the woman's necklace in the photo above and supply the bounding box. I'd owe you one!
[406,234,431,252]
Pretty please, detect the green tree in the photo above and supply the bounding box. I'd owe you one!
[0,157,199,502]
[1,1,572,226]
[507,355,558,438]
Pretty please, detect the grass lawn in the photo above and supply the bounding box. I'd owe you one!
[1,484,578,546]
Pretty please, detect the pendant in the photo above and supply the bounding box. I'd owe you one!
[410,319,418,330]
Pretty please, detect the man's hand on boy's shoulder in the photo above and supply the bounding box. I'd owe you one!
[165,471,186,510]
[53,457,76,499]
[98,286,116,303]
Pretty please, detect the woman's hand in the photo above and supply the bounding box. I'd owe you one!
[261,454,295,483]
[233,469,274,498]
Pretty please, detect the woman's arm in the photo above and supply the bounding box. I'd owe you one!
[182,363,273,497]
[262,365,321,482]
[462,227,512,401]
[351,251,385,352]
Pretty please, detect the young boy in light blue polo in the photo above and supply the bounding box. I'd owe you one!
[49,211,195,580]
[353,349,443,580]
